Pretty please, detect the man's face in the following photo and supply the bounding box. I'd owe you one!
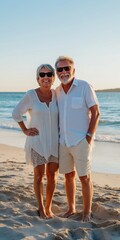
[56,60,75,85]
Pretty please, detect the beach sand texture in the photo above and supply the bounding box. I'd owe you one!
[0,144,120,240]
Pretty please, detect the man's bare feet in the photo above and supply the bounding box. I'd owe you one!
[62,210,76,218]
[37,209,48,219]
[82,212,91,222]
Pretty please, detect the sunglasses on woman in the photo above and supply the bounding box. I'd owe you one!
[56,66,71,72]
[39,72,53,78]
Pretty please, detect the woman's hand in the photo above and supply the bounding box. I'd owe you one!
[23,128,39,136]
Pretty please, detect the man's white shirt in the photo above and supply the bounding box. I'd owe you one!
[56,78,99,147]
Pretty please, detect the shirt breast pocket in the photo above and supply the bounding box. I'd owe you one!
[71,97,83,109]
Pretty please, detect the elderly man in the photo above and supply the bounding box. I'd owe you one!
[55,56,100,221]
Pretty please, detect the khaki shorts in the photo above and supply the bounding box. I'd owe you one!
[31,148,58,168]
[59,138,93,176]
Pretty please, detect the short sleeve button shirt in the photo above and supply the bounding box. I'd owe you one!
[56,78,99,147]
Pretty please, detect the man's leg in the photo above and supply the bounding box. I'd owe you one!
[71,139,93,221]
[59,144,76,217]
[79,173,93,221]
[64,170,76,217]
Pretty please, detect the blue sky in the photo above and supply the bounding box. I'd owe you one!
[0,0,120,91]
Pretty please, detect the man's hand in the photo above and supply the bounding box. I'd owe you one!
[86,135,92,144]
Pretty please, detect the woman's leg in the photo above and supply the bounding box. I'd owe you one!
[46,162,58,217]
[34,164,47,218]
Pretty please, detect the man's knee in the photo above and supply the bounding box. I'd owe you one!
[65,171,75,181]
[79,174,91,185]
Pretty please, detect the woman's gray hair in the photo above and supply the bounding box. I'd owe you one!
[55,56,74,69]
[36,64,55,79]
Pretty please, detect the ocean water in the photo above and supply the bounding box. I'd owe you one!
[96,91,120,143]
[0,91,120,143]
[0,91,120,174]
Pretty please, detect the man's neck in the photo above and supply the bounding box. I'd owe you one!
[62,78,74,94]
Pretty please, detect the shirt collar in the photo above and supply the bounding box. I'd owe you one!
[59,78,78,91]
[72,78,78,87]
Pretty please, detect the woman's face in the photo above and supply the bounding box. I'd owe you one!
[38,67,54,89]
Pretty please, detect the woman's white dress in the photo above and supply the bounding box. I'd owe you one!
[12,89,59,165]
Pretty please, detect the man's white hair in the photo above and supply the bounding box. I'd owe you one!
[55,56,74,69]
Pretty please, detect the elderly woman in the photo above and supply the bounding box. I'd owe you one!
[12,64,59,219]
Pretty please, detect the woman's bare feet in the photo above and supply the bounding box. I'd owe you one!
[37,209,48,219]
[46,209,55,218]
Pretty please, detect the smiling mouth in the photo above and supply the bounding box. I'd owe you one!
[60,74,69,79]
[43,80,51,83]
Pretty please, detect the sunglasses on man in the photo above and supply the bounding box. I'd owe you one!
[57,66,71,72]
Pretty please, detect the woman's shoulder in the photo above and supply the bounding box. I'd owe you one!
[25,89,36,97]
[26,89,34,94]
[22,89,36,103]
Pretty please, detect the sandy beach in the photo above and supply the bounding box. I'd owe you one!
[0,144,120,240]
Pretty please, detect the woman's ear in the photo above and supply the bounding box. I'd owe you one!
[37,78,40,86]
[52,75,55,85]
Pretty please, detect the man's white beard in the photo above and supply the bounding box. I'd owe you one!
[59,74,73,85]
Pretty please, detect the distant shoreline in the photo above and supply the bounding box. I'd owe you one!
[96,88,120,92]
[0,88,120,93]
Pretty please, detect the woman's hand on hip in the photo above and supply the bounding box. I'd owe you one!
[23,128,39,136]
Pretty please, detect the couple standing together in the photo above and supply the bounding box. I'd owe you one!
[12,56,100,222]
